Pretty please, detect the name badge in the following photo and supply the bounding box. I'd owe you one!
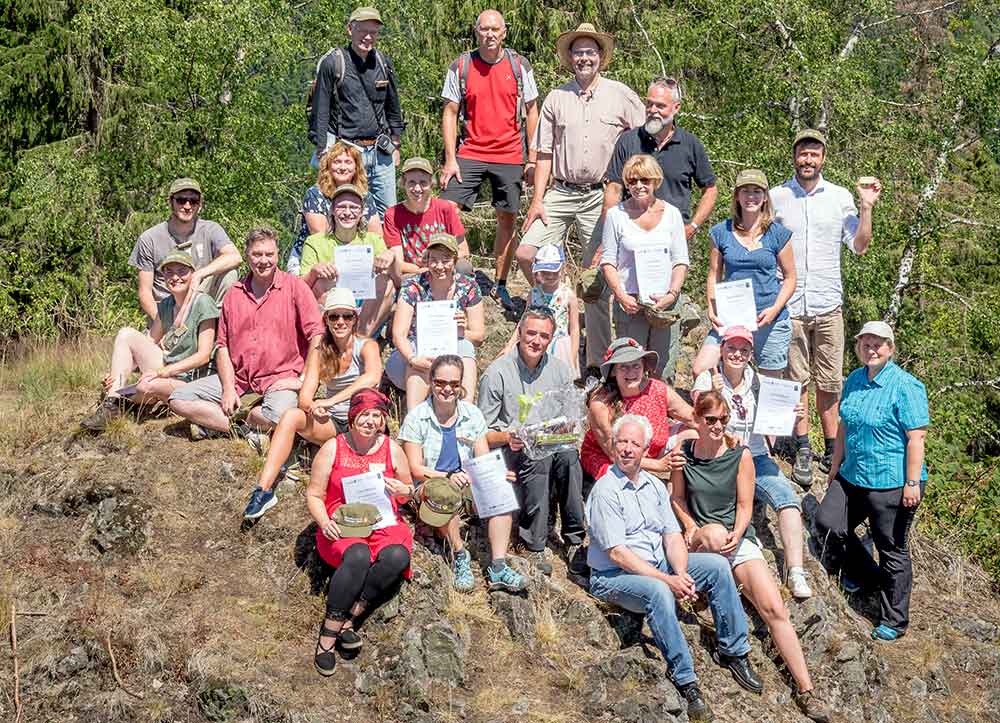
[374,80,389,89]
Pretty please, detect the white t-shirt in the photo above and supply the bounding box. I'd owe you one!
[600,202,689,295]
[692,367,769,457]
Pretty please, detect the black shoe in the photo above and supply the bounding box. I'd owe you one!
[713,651,763,693]
[314,625,338,677]
[817,450,833,474]
[524,550,553,576]
[336,627,363,651]
[680,682,713,721]
[792,447,814,488]
[473,269,495,297]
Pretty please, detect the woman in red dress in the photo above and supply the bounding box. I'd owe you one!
[580,337,697,481]
[305,388,414,676]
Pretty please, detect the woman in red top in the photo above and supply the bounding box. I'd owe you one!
[306,389,414,676]
[580,337,696,480]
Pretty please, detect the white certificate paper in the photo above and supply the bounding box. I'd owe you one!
[335,245,375,300]
[715,279,758,331]
[416,299,458,358]
[465,450,519,518]
[340,471,397,529]
[752,376,802,437]
[634,245,672,304]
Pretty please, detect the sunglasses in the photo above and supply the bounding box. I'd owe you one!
[173,195,201,206]
[432,379,462,390]
[703,415,730,427]
[324,312,356,322]
[731,394,747,420]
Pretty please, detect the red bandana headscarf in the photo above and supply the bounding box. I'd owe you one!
[348,388,391,428]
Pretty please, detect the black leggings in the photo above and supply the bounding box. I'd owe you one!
[325,543,410,620]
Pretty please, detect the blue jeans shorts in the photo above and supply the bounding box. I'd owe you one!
[385,337,476,390]
[706,316,792,371]
[753,454,801,511]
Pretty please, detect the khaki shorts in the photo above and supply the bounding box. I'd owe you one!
[787,307,845,394]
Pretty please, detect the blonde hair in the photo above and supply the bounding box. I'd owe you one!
[731,186,774,234]
[622,154,664,191]
[317,142,369,199]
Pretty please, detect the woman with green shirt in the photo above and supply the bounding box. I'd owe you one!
[300,184,398,337]
[82,250,218,431]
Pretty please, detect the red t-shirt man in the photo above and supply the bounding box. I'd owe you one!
[384,197,466,266]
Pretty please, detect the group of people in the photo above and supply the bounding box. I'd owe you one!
[79,7,932,722]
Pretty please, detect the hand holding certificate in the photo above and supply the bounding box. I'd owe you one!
[465,450,519,518]
[714,279,758,331]
[416,300,458,358]
[634,245,671,305]
[334,245,376,300]
[752,376,802,437]
[341,471,397,529]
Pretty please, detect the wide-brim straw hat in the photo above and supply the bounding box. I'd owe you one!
[556,23,614,72]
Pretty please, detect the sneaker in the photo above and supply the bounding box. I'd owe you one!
[713,651,763,693]
[872,624,904,641]
[680,682,713,721]
[452,549,475,593]
[492,283,515,311]
[817,450,833,474]
[80,398,124,432]
[336,627,363,651]
[794,689,832,722]
[786,567,813,599]
[841,575,862,594]
[486,561,528,593]
[792,447,814,488]
[243,487,277,520]
[524,549,553,576]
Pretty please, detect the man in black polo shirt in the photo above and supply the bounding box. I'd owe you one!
[600,76,717,380]
[309,6,405,217]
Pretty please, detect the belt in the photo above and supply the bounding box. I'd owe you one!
[555,179,603,193]
[346,137,378,146]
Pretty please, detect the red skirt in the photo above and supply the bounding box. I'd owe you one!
[316,520,414,579]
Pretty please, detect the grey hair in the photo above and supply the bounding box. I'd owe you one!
[612,414,654,448]
[648,76,682,102]
[475,9,506,30]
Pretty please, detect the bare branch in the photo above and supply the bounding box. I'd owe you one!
[933,375,1000,397]
[10,603,22,723]
[629,0,667,78]
[838,20,864,61]
[877,99,928,108]
[861,1,961,32]
[903,281,972,309]
[105,632,144,700]
[773,17,806,63]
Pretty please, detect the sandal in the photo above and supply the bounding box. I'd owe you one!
[336,621,363,651]
[314,624,339,676]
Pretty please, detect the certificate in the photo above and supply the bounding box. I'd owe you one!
[752,376,802,437]
[715,279,758,331]
[340,471,397,529]
[334,245,375,300]
[634,245,672,304]
[465,450,519,518]
[416,299,458,358]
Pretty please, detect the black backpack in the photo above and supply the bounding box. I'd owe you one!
[305,47,388,129]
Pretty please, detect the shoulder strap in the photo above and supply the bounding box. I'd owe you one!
[457,51,473,121]
[505,48,526,129]
[373,49,388,79]
[334,47,346,87]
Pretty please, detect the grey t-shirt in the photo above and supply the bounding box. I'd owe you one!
[128,219,233,302]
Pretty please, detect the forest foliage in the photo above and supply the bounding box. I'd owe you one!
[1,0,999,580]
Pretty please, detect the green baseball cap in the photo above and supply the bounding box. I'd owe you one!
[349,6,383,23]
[793,128,826,150]
[331,183,365,203]
[425,232,459,256]
[333,503,382,538]
[734,169,769,191]
[169,178,202,197]
[399,157,434,176]
[157,250,196,271]
[417,477,463,527]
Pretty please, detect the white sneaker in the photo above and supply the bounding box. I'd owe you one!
[787,567,813,599]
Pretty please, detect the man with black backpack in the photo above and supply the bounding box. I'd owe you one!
[308,6,404,218]
[439,9,539,311]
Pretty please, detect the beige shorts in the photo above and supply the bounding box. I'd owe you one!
[787,306,845,394]
[723,537,766,569]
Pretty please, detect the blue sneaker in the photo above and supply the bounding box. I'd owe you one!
[243,487,277,520]
[452,549,475,593]
[872,624,904,641]
[487,561,527,593]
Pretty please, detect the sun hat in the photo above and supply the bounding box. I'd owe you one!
[333,503,382,538]
[157,250,195,271]
[400,157,434,176]
[599,337,659,378]
[349,6,382,24]
[416,477,464,528]
[322,287,357,314]
[425,232,459,255]
[734,169,769,191]
[793,128,826,150]
[721,325,754,346]
[532,244,564,273]
[854,320,895,344]
[168,178,202,197]
[555,23,614,71]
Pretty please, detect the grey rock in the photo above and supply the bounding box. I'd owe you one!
[605,608,644,647]
[421,621,466,685]
[951,616,1000,643]
[582,678,608,716]
[926,662,951,695]
[90,495,149,554]
[55,645,93,678]
[557,598,620,649]
[587,646,661,684]
[489,591,536,642]
[653,678,684,715]
[908,677,928,699]
[372,595,401,623]
[219,461,236,483]
[840,659,868,691]
[354,671,380,694]
[510,699,530,715]
[835,641,861,662]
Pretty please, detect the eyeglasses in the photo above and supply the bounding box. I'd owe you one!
[173,195,201,207]
[324,312,356,322]
[731,394,747,420]
[703,415,730,427]
[432,379,462,390]
[725,346,753,357]
[571,49,600,58]
[334,204,363,215]
[626,177,654,185]
[162,267,192,278]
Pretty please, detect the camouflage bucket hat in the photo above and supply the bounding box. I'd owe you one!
[333,503,382,538]
[417,477,464,528]
[642,302,682,329]
[577,267,607,304]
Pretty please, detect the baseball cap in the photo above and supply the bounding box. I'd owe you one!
[349,6,382,23]
[854,320,895,344]
[333,503,382,538]
[721,325,754,346]
[322,287,358,313]
[532,244,564,273]
[416,477,464,528]
[331,183,365,203]
[793,129,826,150]
[400,157,434,176]
[426,232,458,255]
[157,250,195,271]
[169,178,202,197]
[734,169,769,191]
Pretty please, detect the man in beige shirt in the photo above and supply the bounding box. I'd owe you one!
[515,23,645,372]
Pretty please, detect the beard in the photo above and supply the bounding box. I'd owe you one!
[643,114,673,135]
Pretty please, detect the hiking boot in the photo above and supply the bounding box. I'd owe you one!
[492,283,515,311]
[680,682,713,721]
[713,651,763,693]
[794,689,832,722]
[486,561,528,593]
[80,398,124,432]
[524,549,552,576]
[792,447,814,488]
[243,487,277,520]
[817,449,833,474]
[786,566,813,599]
[452,548,475,593]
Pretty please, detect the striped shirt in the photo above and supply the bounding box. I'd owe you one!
[839,361,929,490]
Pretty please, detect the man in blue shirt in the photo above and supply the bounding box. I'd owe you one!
[586,414,760,721]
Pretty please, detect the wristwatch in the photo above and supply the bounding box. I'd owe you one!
[905,479,919,487]
[689,222,701,232]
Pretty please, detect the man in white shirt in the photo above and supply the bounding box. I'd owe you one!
[770,129,882,484]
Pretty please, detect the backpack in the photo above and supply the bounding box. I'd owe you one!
[305,47,389,129]
[455,48,527,144]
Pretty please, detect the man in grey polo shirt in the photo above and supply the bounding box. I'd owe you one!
[478,305,585,575]
[128,177,241,322]
[587,414,758,722]
[770,129,882,482]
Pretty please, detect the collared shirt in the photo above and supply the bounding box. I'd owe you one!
[216,271,324,395]
[769,175,860,317]
[586,465,681,572]
[692,366,768,457]
[605,126,716,221]
[839,361,929,490]
[129,219,233,302]
[311,45,404,146]
[477,349,574,433]
[398,399,488,472]
[532,77,645,185]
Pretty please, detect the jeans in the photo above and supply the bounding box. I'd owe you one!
[589,554,751,686]
[753,454,801,511]
[511,449,585,550]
